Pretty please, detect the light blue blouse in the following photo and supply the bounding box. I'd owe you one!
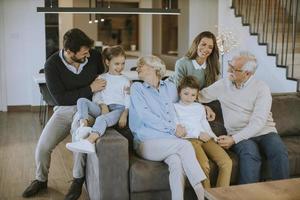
[129,80,179,145]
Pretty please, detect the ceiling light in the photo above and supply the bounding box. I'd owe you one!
[89,14,92,24]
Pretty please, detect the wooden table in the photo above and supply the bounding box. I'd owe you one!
[204,178,300,200]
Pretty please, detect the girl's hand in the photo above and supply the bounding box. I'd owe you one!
[123,85,131,95]
[199,132,211,142]
[100,104,109,114]
[175,124,187,138]
[118,110,128,128]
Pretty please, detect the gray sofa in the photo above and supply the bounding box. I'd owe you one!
[85,93,300,200]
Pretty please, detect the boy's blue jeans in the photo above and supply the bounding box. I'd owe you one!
[232,132,289,184]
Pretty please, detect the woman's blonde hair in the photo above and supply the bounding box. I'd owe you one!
[137,55,166,79]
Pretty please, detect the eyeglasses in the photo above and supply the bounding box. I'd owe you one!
[228,60,244,73]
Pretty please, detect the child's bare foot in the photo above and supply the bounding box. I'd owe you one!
[79,119,88,127]
[87,133,100,143]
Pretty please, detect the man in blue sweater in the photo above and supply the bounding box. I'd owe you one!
[23,28,106,200]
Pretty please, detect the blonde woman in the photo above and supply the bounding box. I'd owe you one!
[129,55,206,200]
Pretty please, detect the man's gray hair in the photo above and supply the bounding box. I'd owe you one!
[137,55,166,78]
[240,51,258,73]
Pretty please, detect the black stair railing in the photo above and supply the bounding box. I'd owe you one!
[232,0,300,88]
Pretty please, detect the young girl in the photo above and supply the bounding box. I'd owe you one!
[66,45,130,153]
[174,75,232,188]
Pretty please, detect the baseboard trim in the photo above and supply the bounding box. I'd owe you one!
[7,105,43,112]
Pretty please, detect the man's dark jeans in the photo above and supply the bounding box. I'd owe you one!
[232,132,289,184]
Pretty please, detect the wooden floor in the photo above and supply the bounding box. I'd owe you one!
[0,111,89,200]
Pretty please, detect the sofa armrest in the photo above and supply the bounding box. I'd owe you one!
[85,128,129,200]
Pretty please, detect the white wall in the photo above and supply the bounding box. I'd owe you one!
[152,0,162,56]
[139,0,153,56]
[73,0,98,44]
[188,0,218,45]
[59,0,74,49]
[218,0,297,92]
[178,0,189,57]
[0,0,7,111]
[1,0,45,107]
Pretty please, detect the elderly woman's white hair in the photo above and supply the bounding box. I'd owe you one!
[137,55,166,78]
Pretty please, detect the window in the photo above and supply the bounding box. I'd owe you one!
[45,0,59,59]
[96,2,139,51]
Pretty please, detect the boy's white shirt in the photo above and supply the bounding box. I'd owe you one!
[174,101,217,140]
[92,73,131,108]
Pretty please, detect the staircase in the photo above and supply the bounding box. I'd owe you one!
[231,0,300,91]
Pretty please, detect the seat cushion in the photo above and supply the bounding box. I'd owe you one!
[271,94,300,137]
[129,150,240,193]
[129,155,170,192]
[282,136,300,176]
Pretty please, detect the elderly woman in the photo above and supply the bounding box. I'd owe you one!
[129,55,206,200]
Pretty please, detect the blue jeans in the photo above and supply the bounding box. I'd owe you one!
[232,132,289,184]
[76,98,125,135]
[77,98,102,119]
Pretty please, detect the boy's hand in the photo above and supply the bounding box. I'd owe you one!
[175,124,187,138]
[217,135,235,149]
[100,104,109,114]
[199,132,211,142]
[204,106,215,121]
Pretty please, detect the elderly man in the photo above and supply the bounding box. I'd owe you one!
[199,52,289,184]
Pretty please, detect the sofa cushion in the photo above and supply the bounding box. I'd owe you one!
[129,155,170,192]
[129,150,240,193]
[271,94,300,136]
[282,136,300,176]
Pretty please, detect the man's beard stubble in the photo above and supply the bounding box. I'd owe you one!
[71,55,86,64]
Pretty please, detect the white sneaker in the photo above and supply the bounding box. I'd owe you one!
[74,127,93,141]
[66,139,95,154]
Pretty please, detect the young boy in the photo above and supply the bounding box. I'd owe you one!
[174,75,232,188]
